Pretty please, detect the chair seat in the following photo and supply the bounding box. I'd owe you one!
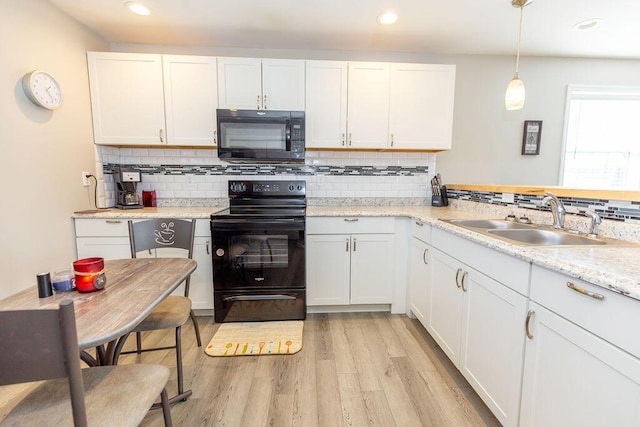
[1,364,169,427]
[132,296,192,333]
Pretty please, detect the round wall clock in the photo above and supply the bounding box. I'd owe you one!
[22,70,63,110]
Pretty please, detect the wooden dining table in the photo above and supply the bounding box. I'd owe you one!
[0,258,197,365]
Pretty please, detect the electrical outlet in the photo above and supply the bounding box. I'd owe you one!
[82,171,91,187]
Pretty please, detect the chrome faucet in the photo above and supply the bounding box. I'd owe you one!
[541,192,566,229]
[581,209,602,237]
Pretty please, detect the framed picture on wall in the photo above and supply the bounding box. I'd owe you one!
[522,120,542,155]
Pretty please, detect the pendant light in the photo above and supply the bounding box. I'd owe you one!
[505,0,533,111]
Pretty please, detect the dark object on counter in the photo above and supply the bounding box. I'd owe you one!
[142,190,157,207]
[37,272,53,298]
[430,175,449,207]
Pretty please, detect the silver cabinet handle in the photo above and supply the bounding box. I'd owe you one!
[353,237,357,251]
[105,219,122,224]
[206,240,210,255]
[415,221,424,226]
[341,132,345,146]
[390,133,394,147]
[455,268,463,288]
[257,95,261,109]
[567,282,604,300]
[461,271,468,292]
[344,218,359,222]
[159,128,164,143]
[263,94,267,110]
[423,248,428,265]
[346,238,349,252]
[213,130,217,145]
[525,309,535,339]
[148,249,153,255]
[348,133,352,146]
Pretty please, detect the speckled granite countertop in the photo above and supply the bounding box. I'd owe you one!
[72,203,640,302]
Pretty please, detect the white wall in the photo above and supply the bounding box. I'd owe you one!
[0,0,108,298]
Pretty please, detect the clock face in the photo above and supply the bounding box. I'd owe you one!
[22,71,62,110]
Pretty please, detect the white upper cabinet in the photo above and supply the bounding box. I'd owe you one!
[162,55,218,146]
[346,62,391,149]
[304,60,348,148]
[217,57,305,110]
[87,52,218,147]
[87,52,166,145]
[389,63,456,150]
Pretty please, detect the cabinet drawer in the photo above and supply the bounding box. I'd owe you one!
[306,216,395,234]
[530,266,640,358]
[432,227,530,296]
[194,219,211,237]
[411,220,431,243]
[75,218,130,237]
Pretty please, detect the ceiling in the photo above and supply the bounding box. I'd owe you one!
[48,0,640,60]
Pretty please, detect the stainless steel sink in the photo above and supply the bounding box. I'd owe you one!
[440,218,637,247]
[487,228,606,246]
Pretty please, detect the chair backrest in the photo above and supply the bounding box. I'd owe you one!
[128,218,196,296]
[0,300,87,425]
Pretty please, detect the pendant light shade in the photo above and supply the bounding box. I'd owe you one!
[505,0,532,110]
[505,75,525,110]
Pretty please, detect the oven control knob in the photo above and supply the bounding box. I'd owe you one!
[288,184,295,192]
[297,184,303,191]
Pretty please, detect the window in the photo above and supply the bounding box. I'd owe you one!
[561,85,640,190]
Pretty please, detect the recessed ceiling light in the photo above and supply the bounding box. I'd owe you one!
[377,11,398,25]
[573,18,602,31]
[125,2,151,16]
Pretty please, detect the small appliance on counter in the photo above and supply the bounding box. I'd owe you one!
[114,166,143,209]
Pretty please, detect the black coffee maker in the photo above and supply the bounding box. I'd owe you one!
[114,167,143,209]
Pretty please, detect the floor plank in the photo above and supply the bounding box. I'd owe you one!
[131,313,500,427]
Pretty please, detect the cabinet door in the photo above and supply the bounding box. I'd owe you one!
[408,236,430,327]
[427,249,464,363]
[76,237,134,260]
[262,59,305,110]
[389,64,456,150]
[87,52,165,145]
[189,236,214,310]
[306,234,351,305]
[460,269,527,427]
[217,57,263,109]
[163,55,218,147]
[347,62,390,149]
[350,234,394,304]
[305,60,348,148]
[520,302,640,427]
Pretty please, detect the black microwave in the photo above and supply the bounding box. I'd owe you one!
[217,109,305,163]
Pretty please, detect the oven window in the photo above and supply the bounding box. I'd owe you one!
[220,122,286,150]
[229,234,288,269]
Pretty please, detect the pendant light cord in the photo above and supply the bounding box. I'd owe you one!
[514,4,524,76]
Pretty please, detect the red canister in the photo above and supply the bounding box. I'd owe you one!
[73,257,107,292]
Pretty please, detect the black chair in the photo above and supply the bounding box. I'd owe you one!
[0,299,172,426]
[115,218,201,406]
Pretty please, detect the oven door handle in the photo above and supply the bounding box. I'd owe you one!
[222,294,297,302]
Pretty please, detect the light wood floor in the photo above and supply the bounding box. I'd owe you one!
[121,312,500,427]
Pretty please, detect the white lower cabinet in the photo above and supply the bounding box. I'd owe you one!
[74,218,214,310]
[408,234,431,327]
[519,266,640,426]
[306,217,395,307]
[428,228,529,427]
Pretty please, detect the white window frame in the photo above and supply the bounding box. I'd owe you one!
[559,85,640,188]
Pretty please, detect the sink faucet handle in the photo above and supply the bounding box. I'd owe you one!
[580,209,601,237]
